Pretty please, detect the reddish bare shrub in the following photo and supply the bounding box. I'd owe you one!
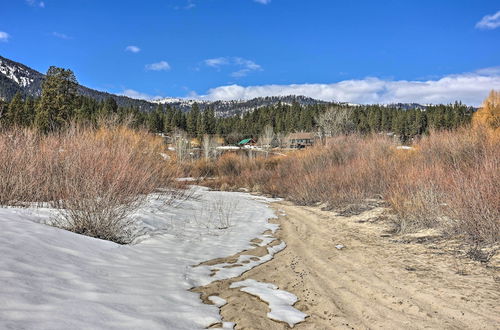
[0,125,180,243]
[388,128,499,244]
[217,153,244,177]
[207,128,499,246]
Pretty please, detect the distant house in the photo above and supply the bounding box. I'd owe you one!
[288,132,316,149]
[238,138,256,147]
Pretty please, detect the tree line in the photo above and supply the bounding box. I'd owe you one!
[0,66,474,142]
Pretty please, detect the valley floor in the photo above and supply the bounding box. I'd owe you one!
[196,201,500,330]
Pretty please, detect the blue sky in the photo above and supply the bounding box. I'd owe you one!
[1,0,499,105]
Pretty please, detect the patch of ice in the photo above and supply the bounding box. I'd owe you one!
[257,235,276,246]
[230,279,307,327]
[216,146,240,150]
[208,296,227,307]
[265,222,280,234]
[188,241,287,287]
[176,177,197,182]
[212,321,236,329]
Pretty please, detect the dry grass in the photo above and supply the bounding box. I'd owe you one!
[0,124,181,243]
[204,128,499,247]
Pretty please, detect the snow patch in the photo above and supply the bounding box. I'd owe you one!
[208,296,227,307]
[0,186,281,330]
[230,279,308,327]
[0,59,34,87]
[188,241,286,287]
[211,321,236,329]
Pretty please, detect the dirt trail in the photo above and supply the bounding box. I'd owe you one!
[195,201,499,330]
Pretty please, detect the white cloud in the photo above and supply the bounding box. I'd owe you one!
[26,0,45,8]
[174,0,196,10]
[204,57,230,68]
[254,0,271,4]
[145,61,171,71]
[231,69,252,78]
[125,45,141,53]
[185,0,195,9]
[476,10,500,29]
[204,57,262,77]
[0,31,9,42]
[120,89,163,100]
[190,67,500,106]
[52,32,71,40]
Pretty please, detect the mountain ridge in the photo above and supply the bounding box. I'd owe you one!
[1,55,439,115]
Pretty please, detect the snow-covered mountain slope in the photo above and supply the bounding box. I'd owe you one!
[0,55,156,110]
[0,56,44,100]
[152,95,328,116]
[0,59,34,87]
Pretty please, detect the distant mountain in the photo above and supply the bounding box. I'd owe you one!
[0,55,156,111]
[382,103,428,110]
[0,55,329,115]
[0,55,435,116]
[152,95,328,117]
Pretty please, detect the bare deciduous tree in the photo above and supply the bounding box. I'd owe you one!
[259,124,275,156]
[202,134,220,160]
[172,129,189,161]
[275,132,286,149]
[316,106,355,140]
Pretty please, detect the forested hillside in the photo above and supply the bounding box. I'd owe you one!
[0,63,475,142]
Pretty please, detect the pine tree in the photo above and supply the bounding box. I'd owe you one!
[34,66,78,132]
[148,104,164,133]
[187,103,200,136]
[0,100,8,125]
[6,92,24,126]
[413,110,427,136]
[163,105,173,133]
[203,107,216,135]
[101,97,118,117]
[22,96,35,126]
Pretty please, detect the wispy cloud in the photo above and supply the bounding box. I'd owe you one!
[26,0,45,8]
[0,31,9,42]
[204,57,230,68]
[475,10,500,29]
[175,0,195,10]
[145,61,171,71]
[120,89,163,100]
[254,0,271,4]
[190,67,500,106]
[52,32,71,40]
[204,57,262,77]
[125,45,141,53]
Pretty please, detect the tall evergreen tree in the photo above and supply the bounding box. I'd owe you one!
[6,92,24,126]
[203,107,216,135]
[186,103,200,136]
[101,97,119,117]
[148,104,164,133]
[34,66,78,132]
[22,96,35,126]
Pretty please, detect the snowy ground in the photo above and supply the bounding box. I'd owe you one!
[0,186,281,330]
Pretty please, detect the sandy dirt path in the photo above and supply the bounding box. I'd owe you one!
[195,201,499,329]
